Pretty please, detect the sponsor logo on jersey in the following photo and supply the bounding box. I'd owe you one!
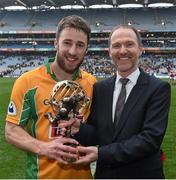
[48,115,83,139]
[7,101,17,116]
[48,123,62,138]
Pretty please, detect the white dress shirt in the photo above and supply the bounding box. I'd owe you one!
[112,68,140,122]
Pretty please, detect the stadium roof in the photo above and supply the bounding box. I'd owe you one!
[0,0,175,9]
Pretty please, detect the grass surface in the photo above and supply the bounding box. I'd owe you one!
[0,78,26,178]
[0,77,175,178]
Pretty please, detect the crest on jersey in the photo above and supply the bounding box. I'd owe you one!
[7,101,17,116]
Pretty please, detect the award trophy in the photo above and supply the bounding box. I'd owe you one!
[44,80,90,162]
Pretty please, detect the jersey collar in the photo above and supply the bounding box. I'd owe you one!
[45,58,82,81]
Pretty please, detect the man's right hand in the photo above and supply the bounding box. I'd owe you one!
[38,137,79,164]
[5,121,79,165]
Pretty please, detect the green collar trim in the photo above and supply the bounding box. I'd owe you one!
[45,59,82,81]
[72,68,82,80]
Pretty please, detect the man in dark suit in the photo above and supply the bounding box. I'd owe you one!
[61,24,171,179]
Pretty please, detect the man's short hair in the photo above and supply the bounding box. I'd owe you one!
[109,24,142,47]
[56,15,91,44]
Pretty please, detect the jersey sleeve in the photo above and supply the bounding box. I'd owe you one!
[6,75,31,128]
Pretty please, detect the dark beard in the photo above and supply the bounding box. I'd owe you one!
[56,55,83,74]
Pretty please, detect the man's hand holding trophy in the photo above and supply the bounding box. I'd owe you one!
[44,80,90,163]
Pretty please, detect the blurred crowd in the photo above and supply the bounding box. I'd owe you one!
[0,54,176,84]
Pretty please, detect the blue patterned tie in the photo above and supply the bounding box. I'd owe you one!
[114,78,129,129]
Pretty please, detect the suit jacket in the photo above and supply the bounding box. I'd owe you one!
[77,69,171,179]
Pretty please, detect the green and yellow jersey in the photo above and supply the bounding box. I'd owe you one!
[6,62,97,179]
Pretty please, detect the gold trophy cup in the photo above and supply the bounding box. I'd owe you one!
[44,80,90,162]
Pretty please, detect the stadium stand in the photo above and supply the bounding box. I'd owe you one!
[0,0,175,81]
[0,8,176,31]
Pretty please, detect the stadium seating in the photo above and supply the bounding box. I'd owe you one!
[0,8,176,31]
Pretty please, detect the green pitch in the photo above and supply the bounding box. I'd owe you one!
[0,77,26,178]
[0,77,175,178]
